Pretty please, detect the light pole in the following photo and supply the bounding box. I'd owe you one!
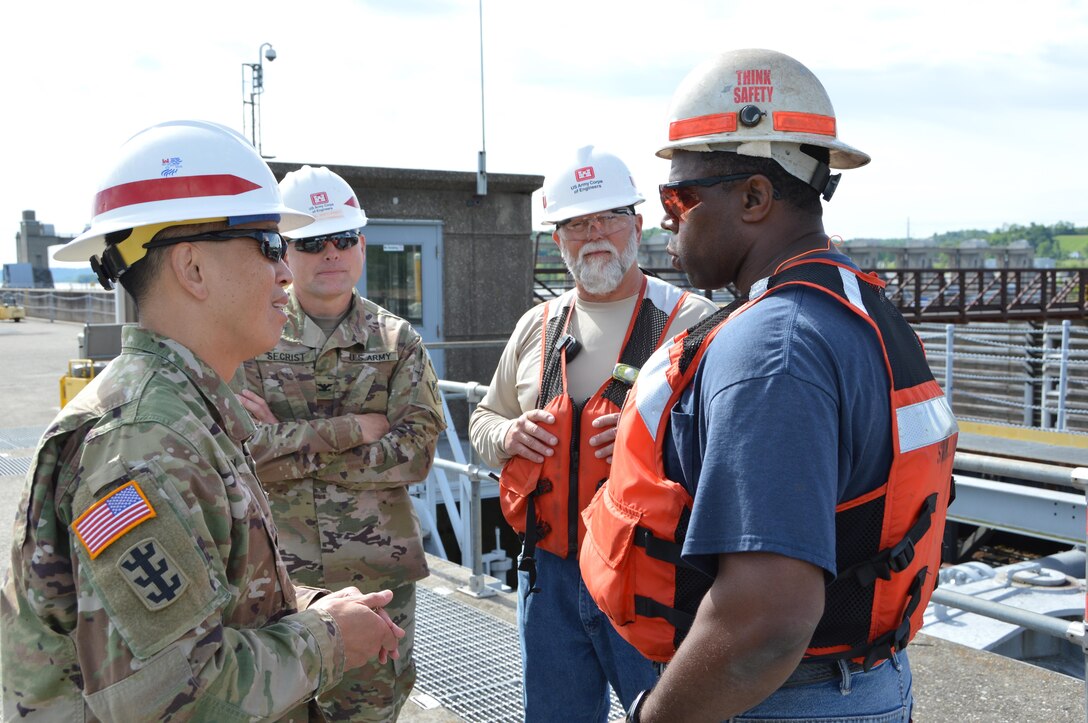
[242,43,276,156]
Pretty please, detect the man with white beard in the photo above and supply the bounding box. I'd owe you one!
[469,146,717,721]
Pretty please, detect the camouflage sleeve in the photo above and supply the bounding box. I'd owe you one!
[236,360,361,467]
[312,338,445,490]
[247,416,361,468]
[251,338,447,491]
[63,424,346,720]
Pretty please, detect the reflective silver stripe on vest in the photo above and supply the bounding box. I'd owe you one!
[839,267,868,316]
[897,396,958,453]
[634,343,676,443]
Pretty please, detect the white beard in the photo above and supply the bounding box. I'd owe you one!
[560,232,638,296]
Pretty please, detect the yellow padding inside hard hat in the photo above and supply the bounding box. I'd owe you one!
[110,217,227,269]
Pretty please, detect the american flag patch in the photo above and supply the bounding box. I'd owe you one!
[73,481,157,559]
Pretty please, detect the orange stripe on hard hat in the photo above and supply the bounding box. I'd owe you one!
[94,175,262,216]
[669,113,737,141]
[772,111,837,137]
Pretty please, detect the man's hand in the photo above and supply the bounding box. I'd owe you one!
[311,588,405,669]
[588,412,620,464]
[354,413,391,443]
[502,409,559,463]
[237,389,279,424]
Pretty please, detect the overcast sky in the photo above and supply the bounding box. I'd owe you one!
[2,0,1085,268]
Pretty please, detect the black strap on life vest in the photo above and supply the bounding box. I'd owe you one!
[631,527,701,633]
[517,479,553,597]
[635,595,696,630]
[517,494,541,596]
[860,567,929,671]
[839,494,939,588]
[805,566,929,671]
[634,527,685,566]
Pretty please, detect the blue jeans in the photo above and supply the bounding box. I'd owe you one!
[518,549,658,722]
[731,651,913,722]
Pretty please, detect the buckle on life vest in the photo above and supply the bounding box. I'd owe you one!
[517,550,541,596]
[887,536,916,574]
[519,491,547,597]
[846,494,938,587]
[558,333,582,362]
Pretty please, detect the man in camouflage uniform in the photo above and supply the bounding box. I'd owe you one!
[1,120,403,721]
[235,165,445,722]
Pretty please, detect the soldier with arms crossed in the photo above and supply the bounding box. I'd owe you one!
[235,165,445,722]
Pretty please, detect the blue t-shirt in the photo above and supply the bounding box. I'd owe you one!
[663,270,894,580]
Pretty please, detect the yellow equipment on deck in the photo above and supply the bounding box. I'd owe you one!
[59,323,125,407]
[59,359,108,408]
[0,293,25,322]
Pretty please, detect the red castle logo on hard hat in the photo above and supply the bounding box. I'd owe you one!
[575,166,595,182]
[311,192,329,206]
[160,157,182,178]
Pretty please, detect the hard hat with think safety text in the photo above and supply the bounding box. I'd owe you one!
[279,165,368,239]
[541,145,644,224]
[657,49,870,200]
[55,120,313,275]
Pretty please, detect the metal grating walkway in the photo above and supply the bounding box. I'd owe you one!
[414,585,623,722]
[0,427,45,452]
[0,455,31,478]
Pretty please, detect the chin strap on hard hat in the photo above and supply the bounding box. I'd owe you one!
[808,164,841,201]
[89,254,117,291]
[90,216,229,289]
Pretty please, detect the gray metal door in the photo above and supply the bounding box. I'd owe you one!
[355,220,445,377]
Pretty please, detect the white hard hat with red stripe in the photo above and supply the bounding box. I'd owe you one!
[55,119,313,266]
[279,165,368,239]
[657,49,870,200]
[541,145,644,224]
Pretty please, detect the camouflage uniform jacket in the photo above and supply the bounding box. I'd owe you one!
[236,291,445,591]
[0,326,345,722]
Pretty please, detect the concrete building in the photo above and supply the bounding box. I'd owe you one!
[12,210,77,287]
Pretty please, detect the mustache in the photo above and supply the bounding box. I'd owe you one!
[577,241,618,262]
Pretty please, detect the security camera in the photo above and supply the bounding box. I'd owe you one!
[265,47,277,62]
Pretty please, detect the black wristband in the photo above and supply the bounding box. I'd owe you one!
[626,688,651,723]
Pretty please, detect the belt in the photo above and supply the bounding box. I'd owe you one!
[781,659,868,688]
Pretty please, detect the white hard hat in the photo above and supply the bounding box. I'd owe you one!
[55,119,313,264]
[540,145,644,224]
[657,49,870,200]
[279,165,368,239]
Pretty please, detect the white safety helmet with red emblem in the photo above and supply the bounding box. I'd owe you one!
[55,119,313,283]
[657,48,870,200]
[278,165,368,239]
[541,145,645,224]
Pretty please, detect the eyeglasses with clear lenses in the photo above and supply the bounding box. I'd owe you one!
[658,173,757,221]
[144,229,288,262]
[291,230,361,254]
[556,208,634,239]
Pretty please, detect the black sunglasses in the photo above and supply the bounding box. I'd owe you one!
[291,231,361,254]
[144,229,288,262]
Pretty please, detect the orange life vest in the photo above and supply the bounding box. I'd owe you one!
[580,259,958,666]
[500,275,690,587]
